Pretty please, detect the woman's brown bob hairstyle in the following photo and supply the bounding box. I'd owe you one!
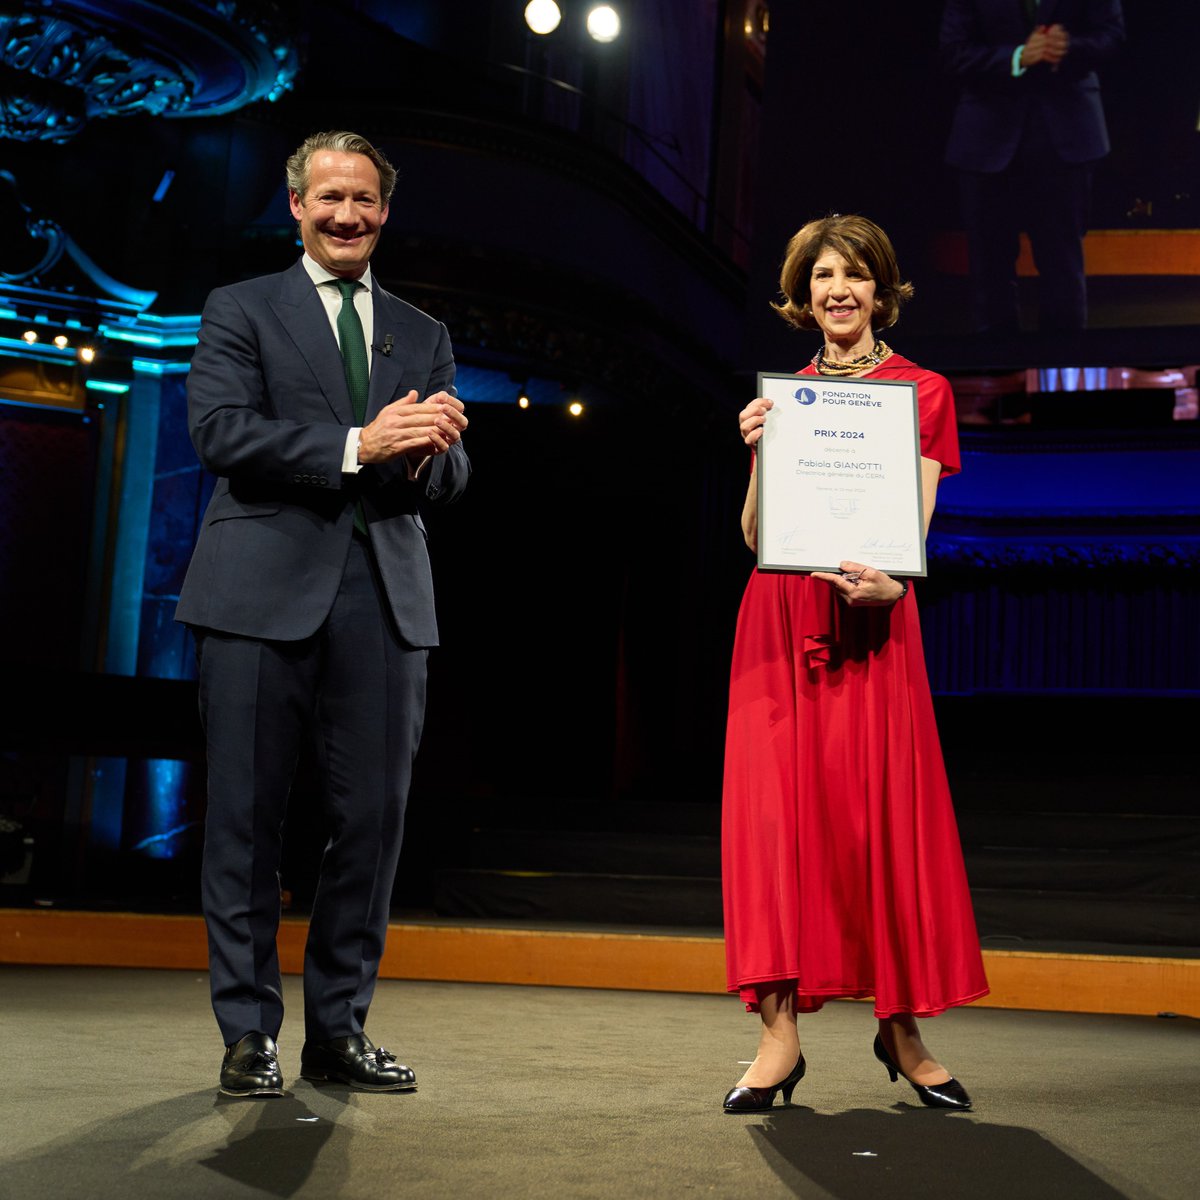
[773,214,914,332]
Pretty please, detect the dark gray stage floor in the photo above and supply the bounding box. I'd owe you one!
[2,966,1196,1200]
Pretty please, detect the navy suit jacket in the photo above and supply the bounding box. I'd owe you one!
[176,259,469,647]
[940,0,1124,171]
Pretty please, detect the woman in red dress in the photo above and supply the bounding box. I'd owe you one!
[721,215,988,1114]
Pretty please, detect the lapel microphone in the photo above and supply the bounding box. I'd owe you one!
[372,333,394,357]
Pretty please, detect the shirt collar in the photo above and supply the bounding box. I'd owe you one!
[301,253,372,293]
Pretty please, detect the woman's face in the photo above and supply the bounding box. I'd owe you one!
[809,248,877,347]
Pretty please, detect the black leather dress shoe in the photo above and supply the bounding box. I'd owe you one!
[220,1032,284,1098]
[300,1034,416,1092]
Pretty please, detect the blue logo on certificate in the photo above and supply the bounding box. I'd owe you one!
[795,387,817,405]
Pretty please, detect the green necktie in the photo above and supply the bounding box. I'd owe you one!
[333,278,369,425]
[332,278,369,534]
[1023,0,1038,26]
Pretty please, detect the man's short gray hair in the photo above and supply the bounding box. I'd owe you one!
[285,131,397,205]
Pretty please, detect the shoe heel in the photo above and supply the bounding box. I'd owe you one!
[780,1053,806,1104]
[873,1034,899,1082]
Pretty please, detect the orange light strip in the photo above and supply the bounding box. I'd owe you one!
[932,230,1200,277]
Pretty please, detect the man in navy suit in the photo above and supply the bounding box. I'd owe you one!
[941,0,1124,331]
[177,130,469,1096]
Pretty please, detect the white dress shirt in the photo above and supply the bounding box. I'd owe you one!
[301,253,371,475]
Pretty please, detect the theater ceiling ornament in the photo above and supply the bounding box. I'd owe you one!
[0,0,299,143]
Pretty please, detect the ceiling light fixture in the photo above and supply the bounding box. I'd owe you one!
[525,0,562,35]
[586,5,621,42]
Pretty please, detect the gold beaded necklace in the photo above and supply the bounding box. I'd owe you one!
[813,339,893,377]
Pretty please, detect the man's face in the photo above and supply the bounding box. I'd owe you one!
[289,150,389,278]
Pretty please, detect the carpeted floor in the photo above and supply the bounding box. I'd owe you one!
[2,965,1196,1199]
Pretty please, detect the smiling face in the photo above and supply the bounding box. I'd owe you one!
[288,150,388,279]
[809,248,878,355]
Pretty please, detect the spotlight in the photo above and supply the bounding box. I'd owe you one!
[568,400,584,417]
[586,5,620,42]
[22,330,37,343]
[743,4,769,43]
[518,392,530,409]
[53,334,69,348]
[79,346,96,363]
[525,0,562,35]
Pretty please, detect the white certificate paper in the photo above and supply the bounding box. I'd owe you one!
[756,372,926,576]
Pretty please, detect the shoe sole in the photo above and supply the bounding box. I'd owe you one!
[219,1086,284,1098]
[723,1098,793,1114]
[300,1070,416,1093]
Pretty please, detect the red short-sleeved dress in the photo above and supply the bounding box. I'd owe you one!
[722,354,989,1018]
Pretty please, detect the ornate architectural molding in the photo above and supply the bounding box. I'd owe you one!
[0,170,156,309]
[0,1,299,142]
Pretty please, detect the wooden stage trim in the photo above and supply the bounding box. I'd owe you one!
[1,909,1195,1018]
[932,228,1200,277]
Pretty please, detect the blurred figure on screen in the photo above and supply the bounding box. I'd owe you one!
[941,0,1124,332]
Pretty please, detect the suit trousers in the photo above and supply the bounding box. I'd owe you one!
[195,534,427,1046]
[959,109,1095,332]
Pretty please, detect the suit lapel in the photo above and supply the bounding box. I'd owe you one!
[268,260,353,422]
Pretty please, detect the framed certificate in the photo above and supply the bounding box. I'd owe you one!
[756,372,926,576]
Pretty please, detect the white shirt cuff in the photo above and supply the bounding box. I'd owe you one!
[1011,45,1026,76]
[344,427,431,480]
[342,428,362,474]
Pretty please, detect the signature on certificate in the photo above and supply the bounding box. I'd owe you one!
[778,524,812,550]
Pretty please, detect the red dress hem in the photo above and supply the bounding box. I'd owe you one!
[733,979,992,1019]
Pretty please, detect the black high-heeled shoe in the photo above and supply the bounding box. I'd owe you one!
[722,1053,807,1113]
[873,1034,972,1110]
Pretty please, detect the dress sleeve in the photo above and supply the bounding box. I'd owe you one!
[917,370,961,478]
